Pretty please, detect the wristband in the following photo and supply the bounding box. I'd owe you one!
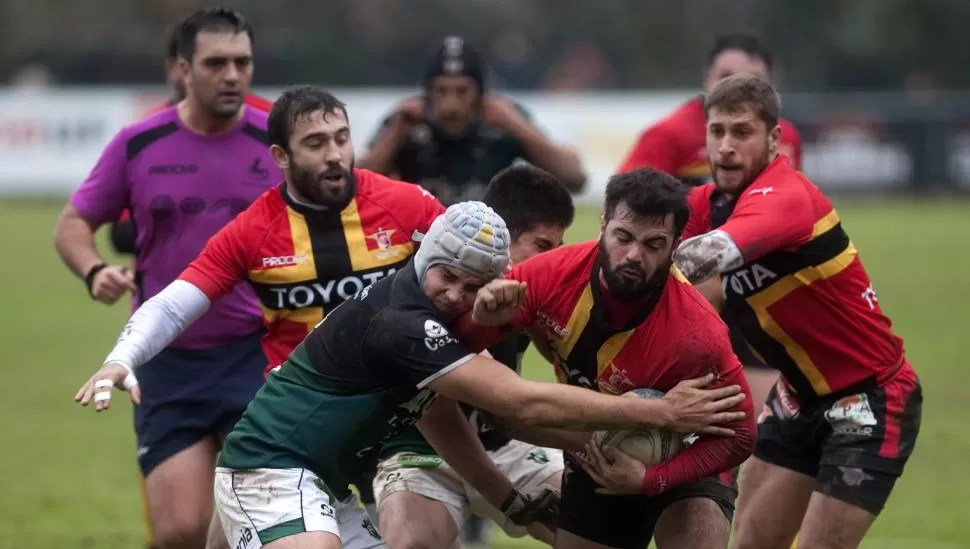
[84,263,108,298]
[641,468,666,496]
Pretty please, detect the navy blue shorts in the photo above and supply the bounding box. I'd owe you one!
[133,331,267,477]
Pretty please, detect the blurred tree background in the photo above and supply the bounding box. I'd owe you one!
[1,0,967,92]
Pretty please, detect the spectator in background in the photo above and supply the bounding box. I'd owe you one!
[360,35,586,205]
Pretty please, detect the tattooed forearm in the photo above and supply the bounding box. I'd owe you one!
[673,230,744,283]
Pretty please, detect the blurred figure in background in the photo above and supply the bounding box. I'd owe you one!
[55,8,279,549]
[360,35,586,207]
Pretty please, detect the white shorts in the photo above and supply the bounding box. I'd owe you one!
[373,440,563,537]
[214,467,386,549]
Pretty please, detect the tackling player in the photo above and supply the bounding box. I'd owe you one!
[673,73,923,549]
[56,9,280,549]
[453,169,757,549]
[360,35,586,205]
[372,164,575,549]
[617,31,803,452]
[221,201,747,548]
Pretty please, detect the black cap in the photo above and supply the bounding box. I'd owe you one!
[423,36,485,93]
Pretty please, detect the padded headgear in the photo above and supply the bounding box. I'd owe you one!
[414,201,510,283]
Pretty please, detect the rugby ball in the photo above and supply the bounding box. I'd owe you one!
[592,388,683,466]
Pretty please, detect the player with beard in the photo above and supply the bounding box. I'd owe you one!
[452,169,756,549]
[75,85,447,537]
[671,74,922,549]
[360,35,586,206]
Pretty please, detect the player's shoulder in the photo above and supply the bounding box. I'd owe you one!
[741,156,812,200]
[233,184,289,235]
[664,269,732,346]
[117,107,182,160]
[356,169,442,218]
[512,241,596,283]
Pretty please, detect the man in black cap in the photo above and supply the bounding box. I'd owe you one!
[360,36,587,206]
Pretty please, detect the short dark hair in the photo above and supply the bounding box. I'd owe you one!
[482,165,575,239]
[604,168,690,240]
[164,23,180,61]
[176,7,254,61]
[707,32,774,74]
[268,85,349,151]
[705,72,781,130]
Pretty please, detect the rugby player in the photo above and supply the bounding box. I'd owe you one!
[617,31,803,463]
[75,84,447,533]
[452,169,757,549]
[372,164,575,549]
[58,9,279,549]
[672,73,923,549]
[193,200,743,549]
[360,35,586,205]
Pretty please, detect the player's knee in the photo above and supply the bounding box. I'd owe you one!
[152,514,210,549]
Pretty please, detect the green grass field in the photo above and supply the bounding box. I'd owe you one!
[0,197,967,549]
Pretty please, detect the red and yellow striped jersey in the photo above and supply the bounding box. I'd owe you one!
[455,240,755,495]
[179,169,445,375]
[683,156,909,399]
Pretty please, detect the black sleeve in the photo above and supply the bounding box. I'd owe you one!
[366,309,477,388]
[109,220,136,255]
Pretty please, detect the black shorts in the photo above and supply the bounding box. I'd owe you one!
[558,456,736,548]
[755,367,922,515]
[133,331,267,476]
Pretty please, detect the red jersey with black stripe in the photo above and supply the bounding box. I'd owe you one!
[455,241,755,495]
[682,155,912,400]
[617,95,802,184]
[179,169,446,374]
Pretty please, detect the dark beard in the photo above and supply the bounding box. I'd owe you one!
[598,239,671,302]
[291,159,357,209]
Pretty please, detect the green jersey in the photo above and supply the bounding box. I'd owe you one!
[218,261,477,496]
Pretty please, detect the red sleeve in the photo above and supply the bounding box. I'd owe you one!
[616,126,682,175]
[451,251,554,351]
[680,185,712,240]
[641,323,756,496]
[411,183,446,232]
[780,120,803,170]
[718,179,814,263]
[178,206,262,300]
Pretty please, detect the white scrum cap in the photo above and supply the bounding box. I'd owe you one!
[414,201,510,282]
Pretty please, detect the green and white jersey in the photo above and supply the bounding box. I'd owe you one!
[218,261,477,495]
